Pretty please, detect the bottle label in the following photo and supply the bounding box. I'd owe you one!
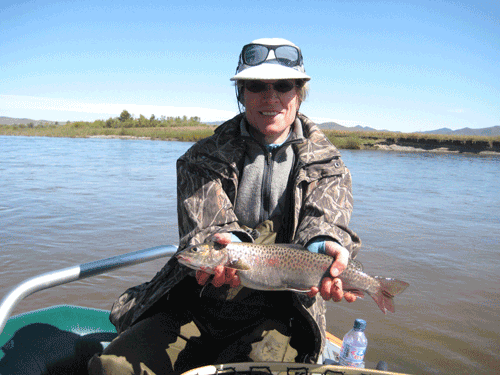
[340,343,366,367]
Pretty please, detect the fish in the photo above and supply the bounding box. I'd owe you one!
[176,241,410,314]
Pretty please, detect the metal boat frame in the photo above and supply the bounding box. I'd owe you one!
[0,245,178,334]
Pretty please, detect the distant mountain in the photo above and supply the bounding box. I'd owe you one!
[2,116,499,137]
[0,116,60,126]
[318,122,391,132]
[421,126,500,137]
[421,127,455,135]
[318,122,500,136]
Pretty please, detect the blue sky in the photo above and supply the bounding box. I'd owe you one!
[1,0,499,132]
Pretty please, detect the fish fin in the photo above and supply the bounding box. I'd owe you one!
[375,277,410,296]
[369,277,410,314]
[346,289,365,298]
[226,259,252,270]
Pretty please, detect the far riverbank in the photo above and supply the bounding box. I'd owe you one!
[1,116,499,155]
[369,138,500,155]
[86,134,500,155]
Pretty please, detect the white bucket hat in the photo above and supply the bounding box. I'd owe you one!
[230,38,311,81]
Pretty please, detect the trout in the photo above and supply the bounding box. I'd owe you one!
[176,242,409,314]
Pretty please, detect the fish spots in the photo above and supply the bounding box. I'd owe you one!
[178,241,409,313]
[267,257,280,266]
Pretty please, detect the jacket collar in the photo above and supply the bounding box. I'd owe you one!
[295,113,342,164]
[239,115,305,147]
[203,112,341,169]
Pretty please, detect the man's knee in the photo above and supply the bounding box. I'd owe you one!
[87,314,200,375]
[88,354,155,375]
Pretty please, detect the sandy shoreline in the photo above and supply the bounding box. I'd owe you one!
[88,135,154,140]
[373,143,499,155]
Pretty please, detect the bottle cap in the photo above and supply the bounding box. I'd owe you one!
[353,319,367,331]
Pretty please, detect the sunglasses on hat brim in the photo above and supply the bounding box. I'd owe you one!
[241,44,303,68]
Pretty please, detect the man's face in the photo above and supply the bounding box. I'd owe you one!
[243,79,300,144]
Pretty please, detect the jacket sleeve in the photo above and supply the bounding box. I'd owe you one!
[176,155,252,249]
[294,159,361,258]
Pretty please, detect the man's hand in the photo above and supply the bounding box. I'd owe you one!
[307,241,357,303]
[195,233,241,288]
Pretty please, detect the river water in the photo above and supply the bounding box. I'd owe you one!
[0,135,498,374]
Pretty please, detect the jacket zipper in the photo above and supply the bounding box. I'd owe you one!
[260,148,274,223]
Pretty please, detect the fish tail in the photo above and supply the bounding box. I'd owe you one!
[369,277,410,314]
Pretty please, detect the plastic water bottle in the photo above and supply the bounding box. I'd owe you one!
[338,319,368,368]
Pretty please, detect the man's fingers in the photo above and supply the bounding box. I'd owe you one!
[196,270,211,285]
[320,277,344,302]
[344,291,357,303]
[331,258,348,277]
[308,286,319,298]
[229,272,241,288]
[225,267,237,282]
[208,266,240,288]
[320,277,333,300]
[212,265,226,287]
[329,278,344,302]
[324,241,350,277]
[213,233,232,245]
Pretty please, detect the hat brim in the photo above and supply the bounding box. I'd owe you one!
[230,64,311,81]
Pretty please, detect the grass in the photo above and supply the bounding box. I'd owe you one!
[0,117,216,143]
[324,132,367,150]
[324,129,500,151]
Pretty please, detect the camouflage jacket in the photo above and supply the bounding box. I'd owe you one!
[109,113,361,362]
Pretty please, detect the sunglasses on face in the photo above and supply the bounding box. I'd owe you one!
[241,44,303,68]
[244,80,297,94]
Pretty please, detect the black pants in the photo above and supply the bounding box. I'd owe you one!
[88,301,302,374]
[88,222,315,374]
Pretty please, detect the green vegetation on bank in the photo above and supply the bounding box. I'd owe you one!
[0,110,215,142]
[1,110,499,153]
[324,129,500,153]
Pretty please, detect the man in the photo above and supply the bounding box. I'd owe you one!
[89,38,361,375]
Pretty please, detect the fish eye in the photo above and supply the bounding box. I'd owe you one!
[187,245,200,253]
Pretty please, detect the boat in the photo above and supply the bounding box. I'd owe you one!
[0,245,409,374]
